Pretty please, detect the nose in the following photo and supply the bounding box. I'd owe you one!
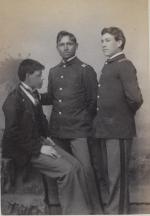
[38,79,43,89]
[40,78,44,84]
[102,41,106,48]
[64,44,69,50]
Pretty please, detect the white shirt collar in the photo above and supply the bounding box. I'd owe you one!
[21,82,33,92]
[108,51,124,60]
[20,82,37,105]
[62,55,76,63]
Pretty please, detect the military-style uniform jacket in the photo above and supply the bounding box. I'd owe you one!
[41,57,98,138]
[93,54,143,138]
[2,84,48,168]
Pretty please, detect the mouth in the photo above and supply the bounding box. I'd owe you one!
[103,49,109,52]
[64,52,71,55]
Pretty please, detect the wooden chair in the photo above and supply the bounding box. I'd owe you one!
[1,157,60,214]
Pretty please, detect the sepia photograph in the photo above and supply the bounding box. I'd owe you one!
[0,0,150,215]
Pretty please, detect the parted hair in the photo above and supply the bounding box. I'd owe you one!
[101,27,126,50]
[56,30,77,44]
[18,59,45,81]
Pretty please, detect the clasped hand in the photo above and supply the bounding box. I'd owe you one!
[40,137,61,159]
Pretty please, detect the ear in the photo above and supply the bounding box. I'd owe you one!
[25,72,30,81]
[76,43,78,50]
[117,40,123,49]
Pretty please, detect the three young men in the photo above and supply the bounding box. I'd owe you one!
[2,27,143,214]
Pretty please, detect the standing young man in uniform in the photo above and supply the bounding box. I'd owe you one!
[93,27,143,214]
[41,31,102,213]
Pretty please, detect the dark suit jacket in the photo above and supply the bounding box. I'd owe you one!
[2,84,48,168]
[94,54,143,138]
[41,57,98,138]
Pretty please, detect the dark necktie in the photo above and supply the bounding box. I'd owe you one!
[23,86,40,105]
[32,89,40,101]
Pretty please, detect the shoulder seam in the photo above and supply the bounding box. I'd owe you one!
[118,58,129,63]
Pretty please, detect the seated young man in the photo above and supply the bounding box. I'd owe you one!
[2,59,92,215]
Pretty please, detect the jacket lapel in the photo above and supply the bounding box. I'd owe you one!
[17,84,35,116]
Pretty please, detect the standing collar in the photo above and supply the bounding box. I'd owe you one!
[62,55,76,63]
[60,56,78,67]
[108,51,124,59]
[105,52,125,64]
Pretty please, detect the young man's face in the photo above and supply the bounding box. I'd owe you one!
[57,35,78,60]
[101,33,122,58]
[27,70,43,89]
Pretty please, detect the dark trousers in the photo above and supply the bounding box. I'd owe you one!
[31,144,92,214]
[90,138,132,214]
[52,137,103,214]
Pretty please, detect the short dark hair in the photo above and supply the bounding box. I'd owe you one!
[56,31,77,44]
[101,27,126,50]
[18,59,45,81]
